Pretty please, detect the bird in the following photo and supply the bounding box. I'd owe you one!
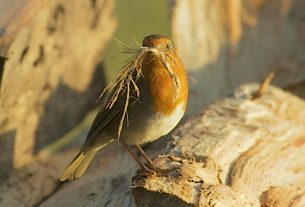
[60,34,188,181]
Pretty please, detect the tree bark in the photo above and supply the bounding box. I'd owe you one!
[132,84,305,207]
[0,0,116,178]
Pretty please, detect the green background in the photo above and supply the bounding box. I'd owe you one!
[104,0,171,80]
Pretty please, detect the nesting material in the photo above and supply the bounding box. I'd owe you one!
[98,44,181,138]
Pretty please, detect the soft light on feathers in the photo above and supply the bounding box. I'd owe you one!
[98,43,181,139]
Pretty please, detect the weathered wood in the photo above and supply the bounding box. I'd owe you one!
[132,84,305,207]
[0,0,116,179]
[0,143,137,207]
[39,143,138,207]
[170,0,305,113]
[0,0,45,55]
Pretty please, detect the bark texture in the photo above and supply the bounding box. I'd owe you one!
[132,84,305,207]
[170,0,305,113]
[0,143,137,207]
[0,0,116,178]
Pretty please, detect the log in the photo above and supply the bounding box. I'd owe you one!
[1,83,303,207]
[0,143,137,207]
[132,83,305,207]
[0,0,116,180]
[170,0,305,113]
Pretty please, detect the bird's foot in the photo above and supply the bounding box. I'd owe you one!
[138,162,169,177]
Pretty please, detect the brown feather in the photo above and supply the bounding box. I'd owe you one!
[142,50,188,115]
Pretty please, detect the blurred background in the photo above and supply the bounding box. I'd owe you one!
[104,0,170,80]
[0,0,304,206]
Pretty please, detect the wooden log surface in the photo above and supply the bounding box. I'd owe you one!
[0,0,45,55]
[0,0,116,179]
[1,83,304,207]
[170,0,305,113]
[0,143,137,207]
[132,83,305,207]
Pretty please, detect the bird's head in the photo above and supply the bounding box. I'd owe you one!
[142,34,174,52]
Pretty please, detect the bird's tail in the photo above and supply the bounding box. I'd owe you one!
[60,150,97,181]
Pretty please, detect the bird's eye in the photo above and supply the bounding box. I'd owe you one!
[166,43,173,51]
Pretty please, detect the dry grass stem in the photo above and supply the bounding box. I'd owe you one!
[252,72,275,99]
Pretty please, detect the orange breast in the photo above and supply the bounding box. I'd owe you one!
[141,53,188,115]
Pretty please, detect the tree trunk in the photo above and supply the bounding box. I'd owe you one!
[170,0,305,114]
[0,0,116,178]
[132,83,305,207]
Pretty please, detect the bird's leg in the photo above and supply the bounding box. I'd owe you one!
[135,144,154,166]
[135,144,164,173]
[136,144,166,173]
[123,144,148,170]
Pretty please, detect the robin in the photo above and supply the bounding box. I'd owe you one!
[60,34,188,181]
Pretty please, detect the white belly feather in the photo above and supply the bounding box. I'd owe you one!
[121,104,185,145]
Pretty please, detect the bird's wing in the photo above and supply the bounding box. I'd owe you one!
[85,77,144,142]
